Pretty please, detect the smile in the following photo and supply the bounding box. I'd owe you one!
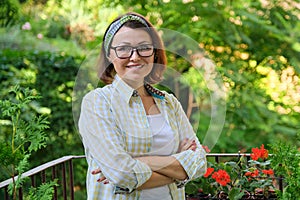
[126,65,144,69]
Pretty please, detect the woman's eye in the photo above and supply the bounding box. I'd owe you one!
[117,46,131,52]
[139,45,152,51]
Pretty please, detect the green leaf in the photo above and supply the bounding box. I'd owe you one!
[229,188,245,200]
[27,180,59,200]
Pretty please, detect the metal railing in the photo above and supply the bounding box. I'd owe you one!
[0,155,85,200]
[0,154,283,199]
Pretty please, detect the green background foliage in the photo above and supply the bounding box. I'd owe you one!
[0,0,299,198]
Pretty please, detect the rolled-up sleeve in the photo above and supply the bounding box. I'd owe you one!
[172,148,206,180]
[169,94,207,180]
[79,90,152,192]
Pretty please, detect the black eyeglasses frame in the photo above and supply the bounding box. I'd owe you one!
[110,44,155,59]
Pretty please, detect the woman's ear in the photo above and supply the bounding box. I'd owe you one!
[106,55,112,63]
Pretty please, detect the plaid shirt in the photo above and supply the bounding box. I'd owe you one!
[79,75,207,200]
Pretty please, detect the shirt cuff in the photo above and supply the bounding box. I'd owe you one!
[174,177,189,188]
[132,160,153,188]
[171,149,206,181]
[114,160,152,194]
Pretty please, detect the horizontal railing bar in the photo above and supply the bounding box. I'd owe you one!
[0,155,85,188]
[207,153,251,157]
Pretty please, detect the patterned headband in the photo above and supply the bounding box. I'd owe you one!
[103,14,150,56]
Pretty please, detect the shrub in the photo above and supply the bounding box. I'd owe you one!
[0,0,20,27]
[0,50,87,192]
[0,85,57,200]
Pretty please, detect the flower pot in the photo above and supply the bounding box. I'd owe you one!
[242,190,251,199]
[186,193,212,200]
[217,191,228,199]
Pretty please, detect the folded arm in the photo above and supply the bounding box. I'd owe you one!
[92,138,195,189]
[135,138,196,180]
[136,172,174,190]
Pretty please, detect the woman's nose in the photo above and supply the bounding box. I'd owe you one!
[130,49,140,61]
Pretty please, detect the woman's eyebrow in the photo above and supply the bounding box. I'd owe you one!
[115,41,152,46]
[138,41,152,44]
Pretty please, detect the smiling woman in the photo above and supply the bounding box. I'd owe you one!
[78,12,207,200]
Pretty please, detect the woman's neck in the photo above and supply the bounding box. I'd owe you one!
[120,77,150,96]
[122,78,144,90]
[136,85,150,97]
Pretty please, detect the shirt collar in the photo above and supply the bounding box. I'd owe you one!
[113,75,135,104]
[112,75,165,104]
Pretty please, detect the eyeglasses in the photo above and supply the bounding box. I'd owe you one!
[110,44,154,59]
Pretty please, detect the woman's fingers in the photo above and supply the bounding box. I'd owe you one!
[179,138,188,150]
[91,168,102,174]
[94,171,110,184]
[178,138,188,152]
[189,141,197,151]
[97,176,106,182]
[97,177,110,184]
[179,138,197,152]
[185,140,196,151]
[92,168,110,184]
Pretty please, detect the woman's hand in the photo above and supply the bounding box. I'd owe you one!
[91,169,109,184]
[178,138,197,153]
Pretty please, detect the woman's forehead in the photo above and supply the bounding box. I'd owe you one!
[112,26,152,45]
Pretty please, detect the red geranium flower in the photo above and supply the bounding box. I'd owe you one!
[259,144,268,159]
[245,169,259,177]
[250,147,261,160]
[251,144,268,160]
[245,171,252,176]
[211,169,231,186]
[262,169,274,175]
[252,169,259,177]
[204,167,214,178]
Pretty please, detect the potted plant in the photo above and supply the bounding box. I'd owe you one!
[186,145,278,200]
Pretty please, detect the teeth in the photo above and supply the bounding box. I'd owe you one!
[128,65,143,68]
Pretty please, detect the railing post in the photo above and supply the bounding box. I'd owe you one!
[278,164,283,192]
[62,162,67,200]
[5,186,9,200]
[215,156,219,163]
[69,159,74,200]
[18,187,23,200]
[52,166,58,200]
[30,176,36,187]
[279,175,283,192]
[41,170,46,183]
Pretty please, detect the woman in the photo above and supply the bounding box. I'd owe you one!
[79,12,207,200]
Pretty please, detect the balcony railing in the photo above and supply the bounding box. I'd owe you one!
[0,155,85,200]
[0,154,283,199]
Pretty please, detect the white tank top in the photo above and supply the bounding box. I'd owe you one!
[139,113,174,200]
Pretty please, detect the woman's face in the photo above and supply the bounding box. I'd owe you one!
[109,26,154,87]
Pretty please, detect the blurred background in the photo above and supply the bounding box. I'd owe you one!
[0,0,299,198]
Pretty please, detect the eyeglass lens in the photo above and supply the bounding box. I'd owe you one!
[113,44,154,58]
